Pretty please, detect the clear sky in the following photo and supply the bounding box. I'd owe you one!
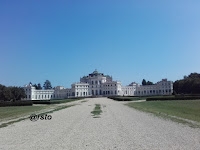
[0,0,200,88]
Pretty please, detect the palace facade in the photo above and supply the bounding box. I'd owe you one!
[22,70,173,100]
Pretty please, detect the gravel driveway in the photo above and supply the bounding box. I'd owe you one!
[0,97,200,150]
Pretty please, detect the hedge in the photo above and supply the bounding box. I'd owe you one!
[0,101,33,107]
[146,97,200,101]
[32,97,84,104]
[32,100,51,104]
[108,97,134,101]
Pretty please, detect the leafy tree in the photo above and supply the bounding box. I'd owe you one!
[146,81,153,85]
[32,83,42,90]
[43,80,52,89]
[142,79,147,85]
[33,84,38,89]
[142,79,153,85]
[37,83,42,90]
[10,87,26,101]
[2,87,12,101]
[173,72,200,94]
[0,84,6,101]
[0,84,25,101]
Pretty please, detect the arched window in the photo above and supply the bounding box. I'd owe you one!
[96,90,98,95]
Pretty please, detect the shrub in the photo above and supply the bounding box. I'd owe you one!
[146,97,200,101]
[0,101,33,107]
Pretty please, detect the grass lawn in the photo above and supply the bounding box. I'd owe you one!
[0,98,84,122]
[49,98,83,104]
[0,105,50,121]
[137,95,175,99]
[126,100,200,123]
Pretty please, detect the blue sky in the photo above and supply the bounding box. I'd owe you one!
[0,0,200,88]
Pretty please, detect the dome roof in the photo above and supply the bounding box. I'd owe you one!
[93,69,99,74]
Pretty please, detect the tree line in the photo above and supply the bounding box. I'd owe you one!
[142,79,154,85]
[30,80,52,90]
[0,80,53,101]
[173,73,200,94]
[0,84,26,101]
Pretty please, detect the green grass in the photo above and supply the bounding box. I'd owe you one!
[0,98,83,121]
[81,100,88,103]
[0,98,84,128]
[0,118,26,128]
[126,100,200,126]
[0,104,75,128]
[91,104,102,118]
[0,105,49,121]
[42,104,75,114]
[49,98,83,104]
[142,95,175,98]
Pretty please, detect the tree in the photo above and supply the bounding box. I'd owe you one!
[142,79,147,85]
[2,87,12,101]
[43,80,52,89]
[33,84,38,89]
[0,84,6,101]
[10,87,26,101]
[146,81,153,85]
[173,72,200,94]
[142,79,153,85]
[37,83,42,90]
[0,84,25,101]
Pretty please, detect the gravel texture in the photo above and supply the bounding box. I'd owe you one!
[0,97,200,150]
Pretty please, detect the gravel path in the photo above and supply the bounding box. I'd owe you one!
[0,97,200,150]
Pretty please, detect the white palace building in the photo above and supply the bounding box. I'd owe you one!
[22,70,173,100]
